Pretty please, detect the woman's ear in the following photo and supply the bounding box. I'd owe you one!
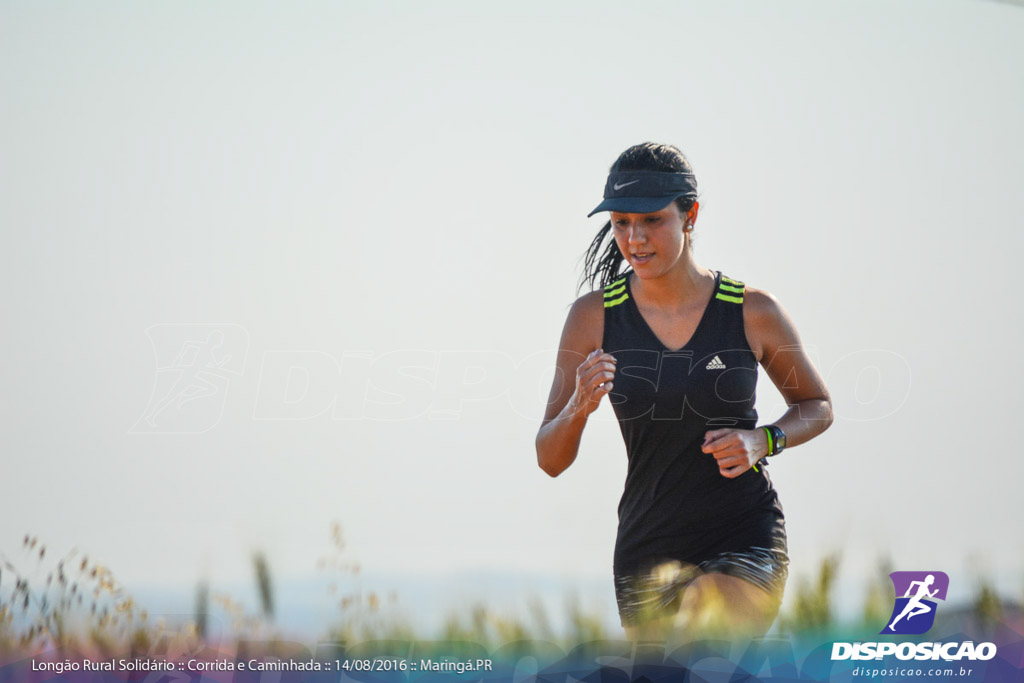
[688,201,700,226]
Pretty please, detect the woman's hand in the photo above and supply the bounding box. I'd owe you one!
[567,349,617,418]
[702,428,768,478]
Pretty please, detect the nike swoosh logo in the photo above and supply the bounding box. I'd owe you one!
[613,180,640,191]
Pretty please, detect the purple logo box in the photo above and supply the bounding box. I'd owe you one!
[889,571,949,601]
[881,571,950,635]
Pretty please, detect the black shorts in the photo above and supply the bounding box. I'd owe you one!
[613,546,790,628]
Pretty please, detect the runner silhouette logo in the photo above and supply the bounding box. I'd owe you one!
[881,571,949,635]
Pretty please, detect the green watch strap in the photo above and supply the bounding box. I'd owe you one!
[762,426,775,456]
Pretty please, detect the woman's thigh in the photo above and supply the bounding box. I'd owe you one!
[677,572,782,638]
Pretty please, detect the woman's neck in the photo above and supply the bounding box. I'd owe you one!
[631,253,713,310]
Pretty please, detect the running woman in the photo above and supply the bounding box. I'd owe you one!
[536,142,833,640]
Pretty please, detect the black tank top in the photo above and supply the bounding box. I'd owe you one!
[602,270,785,574]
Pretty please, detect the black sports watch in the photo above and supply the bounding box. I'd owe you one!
[763,424,787,457]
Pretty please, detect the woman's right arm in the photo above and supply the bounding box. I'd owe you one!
[535,292,617,477]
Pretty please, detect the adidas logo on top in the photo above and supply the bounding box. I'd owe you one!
[706,355,727,370]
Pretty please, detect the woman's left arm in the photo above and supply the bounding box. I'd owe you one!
[703,287,834,477]
[746,287,833,448]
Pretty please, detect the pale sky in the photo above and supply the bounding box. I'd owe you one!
[2,0,1023,634]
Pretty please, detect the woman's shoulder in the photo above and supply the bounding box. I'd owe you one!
[559,280,622,353]
[565,289,606,333]
[735,281,796,361]
[569,271,634,318]
[569,288,606,311]
[713,270,778,311]
[739,283,783,319]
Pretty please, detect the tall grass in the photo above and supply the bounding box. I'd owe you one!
[2,529,1020,657]
[0,535,159,658]
[777,553,840,635]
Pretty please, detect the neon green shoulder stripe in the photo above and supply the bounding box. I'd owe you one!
[604,277,626,291]
[717,273,745,304]
[603,284,626,298]
[604,293,630,308]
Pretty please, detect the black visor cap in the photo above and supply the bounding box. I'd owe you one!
[587,170,698,218]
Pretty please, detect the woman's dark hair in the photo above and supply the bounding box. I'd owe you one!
[579,142,697,292]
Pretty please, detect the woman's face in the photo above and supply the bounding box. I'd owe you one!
[610,201,695,277]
